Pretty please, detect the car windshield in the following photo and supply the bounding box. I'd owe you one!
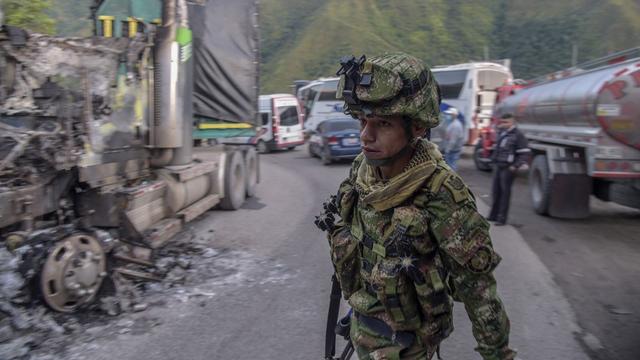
[318,90,337,101]
[432,69,468,99]
[325,120,359,132]
[277,106,299,126]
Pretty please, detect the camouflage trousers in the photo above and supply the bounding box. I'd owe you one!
[349,315,438,360]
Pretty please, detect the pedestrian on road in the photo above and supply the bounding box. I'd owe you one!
[442,107,465,171]
[488,113,531,226]
[324,53,516,359]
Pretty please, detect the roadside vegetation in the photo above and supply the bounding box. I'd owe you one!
[7,0,640,92]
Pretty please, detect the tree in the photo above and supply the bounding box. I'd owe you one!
[2,0,56,34]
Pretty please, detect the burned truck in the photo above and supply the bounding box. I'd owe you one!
[0,0,259,312]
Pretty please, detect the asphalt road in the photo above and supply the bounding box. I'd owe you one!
[56,145,638,360]
[456,149,640,360]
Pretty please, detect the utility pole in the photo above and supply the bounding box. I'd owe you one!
[571,44,578,67]
[484,46,489,61]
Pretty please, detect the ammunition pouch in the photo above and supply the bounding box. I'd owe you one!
[329,227,362,299]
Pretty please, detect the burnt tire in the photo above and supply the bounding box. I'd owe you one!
[244,147,258,198]
[220,151,246,210]
[473,142,492,172]
[529,154,551,215]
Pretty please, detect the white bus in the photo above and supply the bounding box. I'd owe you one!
[431,62,512,144]
[296,77,343,133]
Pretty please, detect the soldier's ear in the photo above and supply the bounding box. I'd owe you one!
[411,124,426,138]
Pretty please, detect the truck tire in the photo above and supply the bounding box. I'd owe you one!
[529,154,551,215]
[244,147,258,198]
[473,142,492,172]
[256,140,269,154]
[610,183,640,210]
[308,143,316,158]
[220,151,246,210]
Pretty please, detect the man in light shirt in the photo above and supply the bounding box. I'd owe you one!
[443,107,465,171]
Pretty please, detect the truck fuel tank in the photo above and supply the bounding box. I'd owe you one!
[497,59,640,151]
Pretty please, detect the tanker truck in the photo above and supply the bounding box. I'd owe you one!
[495,49,640,218]
[0,0,259,312]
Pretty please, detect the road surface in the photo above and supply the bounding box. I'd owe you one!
[55,145,639,360]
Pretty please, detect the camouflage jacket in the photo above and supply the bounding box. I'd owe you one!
[328,140,515,360]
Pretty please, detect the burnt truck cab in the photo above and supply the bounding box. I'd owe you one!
[0,0,260,312]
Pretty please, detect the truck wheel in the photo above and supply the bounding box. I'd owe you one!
[244,147,258,198]
[529,154,551,215]
[256,140,269,154]
[308,143,316,158]
[610,183,640,210]
[473,142,492,172]
[287,146,295,151]
[220,151,247,210]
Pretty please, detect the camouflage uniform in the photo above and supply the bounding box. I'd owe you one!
[327,53,516,360]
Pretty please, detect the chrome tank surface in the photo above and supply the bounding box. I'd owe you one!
[497,59,640,150]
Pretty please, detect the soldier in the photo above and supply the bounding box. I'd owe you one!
[325,53,516,360]
[488,113,530,226]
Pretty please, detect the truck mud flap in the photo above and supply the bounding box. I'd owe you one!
[548,174,591,219]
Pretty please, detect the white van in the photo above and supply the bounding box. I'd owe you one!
[256,94,305,153]
[431,62,512,144]
[297,77,343,133]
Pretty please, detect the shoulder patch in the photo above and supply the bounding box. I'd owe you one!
[428,167,449,193]
[467,245,494,273]
[443,174,470,203]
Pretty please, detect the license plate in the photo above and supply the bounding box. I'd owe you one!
[342,137,359,146]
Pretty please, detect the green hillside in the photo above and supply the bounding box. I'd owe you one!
[260,0,640,92]
[50,0,92,36]
[260,0,497,92]
[44,0,640,93]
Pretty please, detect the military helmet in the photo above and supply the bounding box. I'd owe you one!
[336,52,441,129]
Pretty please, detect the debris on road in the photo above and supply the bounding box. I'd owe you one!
[0,228,293,359]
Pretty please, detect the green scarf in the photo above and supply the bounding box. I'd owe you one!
[354,139,443,212]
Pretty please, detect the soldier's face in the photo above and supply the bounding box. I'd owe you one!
[359,115,409,160]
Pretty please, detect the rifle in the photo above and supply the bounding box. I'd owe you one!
[325,275,355,360]
[316,196,355,360]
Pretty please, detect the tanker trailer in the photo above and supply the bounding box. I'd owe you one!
[496,55,640,218]
[0,0,259,312]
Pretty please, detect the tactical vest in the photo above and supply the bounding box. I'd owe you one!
[330,164,456,346]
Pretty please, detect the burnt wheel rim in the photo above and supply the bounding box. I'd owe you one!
[40,234,106,312]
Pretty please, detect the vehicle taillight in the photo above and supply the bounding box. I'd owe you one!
[272,122,278,139]
[328,136,339,145]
